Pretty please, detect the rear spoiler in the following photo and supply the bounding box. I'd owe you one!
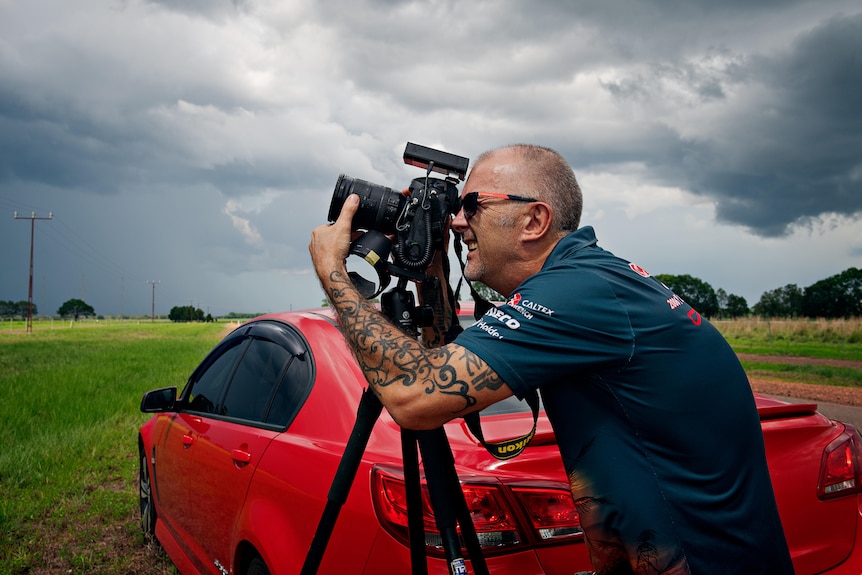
[757,401,818,420]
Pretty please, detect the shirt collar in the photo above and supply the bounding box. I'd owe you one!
[544,226,599,268]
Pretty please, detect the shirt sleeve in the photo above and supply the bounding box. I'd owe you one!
[454,266,635,399]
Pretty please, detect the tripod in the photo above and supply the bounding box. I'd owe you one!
[300,285,490,575]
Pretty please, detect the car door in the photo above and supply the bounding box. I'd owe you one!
[154,337,246,553]
[182,321,311,574]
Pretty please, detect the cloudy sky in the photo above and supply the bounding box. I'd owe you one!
[1,0,860,318]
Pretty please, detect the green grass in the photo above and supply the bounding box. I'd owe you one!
[713,317,862,360]
[739,361,862,389]
[0,321,226,575]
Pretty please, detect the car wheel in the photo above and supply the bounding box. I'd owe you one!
[139,442,156,539]
[246,557,271,575]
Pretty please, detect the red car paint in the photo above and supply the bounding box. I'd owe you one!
[138,308,862,574]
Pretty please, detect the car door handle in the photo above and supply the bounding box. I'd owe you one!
[231,449,252,465]
[182,434,195,449]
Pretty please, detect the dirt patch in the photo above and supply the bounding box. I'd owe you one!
[750,377,862,407]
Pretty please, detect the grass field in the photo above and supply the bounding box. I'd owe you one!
[714,317,862,358]
[716,317,862,388]
[0,317,860,574]
[0,321,226,575]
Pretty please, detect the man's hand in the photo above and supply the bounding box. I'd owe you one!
[309,193,360,285]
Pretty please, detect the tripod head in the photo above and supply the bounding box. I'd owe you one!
[381,278,434,337]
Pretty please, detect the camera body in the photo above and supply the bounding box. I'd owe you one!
[328,142,469,288]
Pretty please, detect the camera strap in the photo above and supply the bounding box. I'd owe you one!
[464,390,540,460]
[451,233,540,460]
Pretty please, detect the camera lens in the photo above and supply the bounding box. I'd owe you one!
[329,175,406,235]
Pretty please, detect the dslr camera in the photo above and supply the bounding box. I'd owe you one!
[328,142,468,296]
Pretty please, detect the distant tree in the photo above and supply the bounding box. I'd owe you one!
[724,294,750,318]
[225,311,267,319]
[753,284,803,318]
[654,274,719,317]
[1,300,37,318]
[801,267,862,318]
[715,288,749,318]
[717,288,728,314]
[169,305,205,322]
[57,298,95,320]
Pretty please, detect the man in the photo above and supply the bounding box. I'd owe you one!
[309,144,794,574]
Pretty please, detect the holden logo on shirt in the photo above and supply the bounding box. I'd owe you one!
[629,263,651,277]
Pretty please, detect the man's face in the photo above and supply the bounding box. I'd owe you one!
[453,154,524,292]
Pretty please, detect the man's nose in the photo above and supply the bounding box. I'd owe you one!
[451,207,469,233]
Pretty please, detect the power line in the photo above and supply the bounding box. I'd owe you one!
[147,280,160,322]
[14,211,53,333]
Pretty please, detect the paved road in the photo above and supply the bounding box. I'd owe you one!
[764,394,862,429]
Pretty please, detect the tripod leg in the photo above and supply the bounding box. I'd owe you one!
[301,389,383,575]
[430,428,489,575]
[417,428,490,575]
[402,429,429,575]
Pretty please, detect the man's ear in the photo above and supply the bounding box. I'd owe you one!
[521,202,554,241]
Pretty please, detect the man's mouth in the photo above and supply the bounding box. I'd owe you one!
[462,234,478,252]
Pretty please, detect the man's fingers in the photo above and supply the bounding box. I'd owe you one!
[309,193,359,275]
[335,194,359,229]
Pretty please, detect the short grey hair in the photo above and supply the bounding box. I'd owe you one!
[475,144,582,233]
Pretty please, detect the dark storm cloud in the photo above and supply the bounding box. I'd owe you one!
[0,87,149,194]
[2,0,858,240]
[1,0,860,317]
[683,13,862,236]
[0,76,327,201]
[320,0,862,238]
[0,0,326,202]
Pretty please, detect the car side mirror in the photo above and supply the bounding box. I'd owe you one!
[140,387,177,413]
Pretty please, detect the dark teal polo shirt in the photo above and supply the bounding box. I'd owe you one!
[455,226,793,574]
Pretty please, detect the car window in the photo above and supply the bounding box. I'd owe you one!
[265,353,312,426]
[480,394,538,415]
[187,342,245,414]
[183,319,315,427]
[221,338,292,422]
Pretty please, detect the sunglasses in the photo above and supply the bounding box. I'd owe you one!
[460,191,539,220]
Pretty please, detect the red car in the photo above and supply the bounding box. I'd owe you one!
[138,307,862,575]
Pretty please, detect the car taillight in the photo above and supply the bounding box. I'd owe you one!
[818,424,862,500]
[511,487,583,541]
[371,466,581,556]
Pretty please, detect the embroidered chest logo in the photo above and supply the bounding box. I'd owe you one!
[508,293,555,317]
[629,262,651,277]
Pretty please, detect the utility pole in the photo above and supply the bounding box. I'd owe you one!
[147,280,160,322]
[14,211,53,333]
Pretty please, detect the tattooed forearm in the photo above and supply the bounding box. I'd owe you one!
[325,269,495,416]
[461,347,506,392]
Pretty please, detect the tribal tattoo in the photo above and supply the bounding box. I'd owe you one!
[326,270,504,415]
